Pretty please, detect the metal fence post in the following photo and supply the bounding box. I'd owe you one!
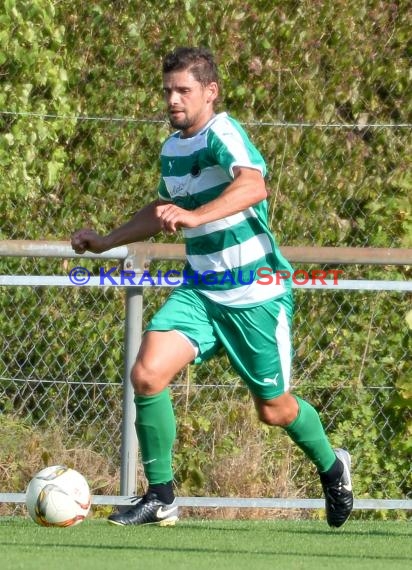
[120,286,143,496]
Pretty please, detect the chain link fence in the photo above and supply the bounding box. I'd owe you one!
[0,255,411,515]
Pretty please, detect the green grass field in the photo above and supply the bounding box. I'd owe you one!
[1,517,411,570]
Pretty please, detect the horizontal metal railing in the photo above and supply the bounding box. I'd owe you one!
[1,240,412,266]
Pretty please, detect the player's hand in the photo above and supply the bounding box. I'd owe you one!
[155,204,199,233]
[71,229,109,254]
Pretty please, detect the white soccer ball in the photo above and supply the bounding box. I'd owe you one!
[25,465,91,527]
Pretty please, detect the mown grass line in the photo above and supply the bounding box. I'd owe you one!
[0,518,411,570]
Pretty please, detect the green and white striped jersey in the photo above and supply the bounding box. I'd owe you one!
[157,112,293,307]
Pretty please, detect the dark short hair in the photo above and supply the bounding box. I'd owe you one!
[162,47,219,86]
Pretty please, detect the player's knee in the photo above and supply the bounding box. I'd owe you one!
[256,395,298,427]
[257,407,287,427]
[130,360,161,395]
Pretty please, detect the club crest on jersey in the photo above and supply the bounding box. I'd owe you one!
[190,162,201,177]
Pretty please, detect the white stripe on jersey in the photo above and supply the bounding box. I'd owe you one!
[186,233,273,273]
[162,131,208,155]
[183,208,257,239]
[163,166,231,199]
[199,279,286,307]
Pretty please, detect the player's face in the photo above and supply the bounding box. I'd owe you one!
[163,70,218,138]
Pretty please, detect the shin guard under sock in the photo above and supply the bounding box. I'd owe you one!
[135,389,176,485]
[284,395,336,472]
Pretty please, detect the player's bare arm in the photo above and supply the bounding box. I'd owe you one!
[156,167,267,233]
[71,199,169,254]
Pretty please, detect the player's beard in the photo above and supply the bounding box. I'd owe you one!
[168,111,192,132]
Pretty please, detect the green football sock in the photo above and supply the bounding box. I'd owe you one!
[135,389,176,484]
[284,395,336,473]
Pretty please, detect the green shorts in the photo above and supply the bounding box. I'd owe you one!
[146,288,294,400]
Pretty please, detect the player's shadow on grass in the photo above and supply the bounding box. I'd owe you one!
[181,522,411,538]
[0,541,410,563]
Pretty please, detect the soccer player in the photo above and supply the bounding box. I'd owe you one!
[71,47,353,527]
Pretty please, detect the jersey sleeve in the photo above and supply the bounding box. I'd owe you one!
[208,117,267,179]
